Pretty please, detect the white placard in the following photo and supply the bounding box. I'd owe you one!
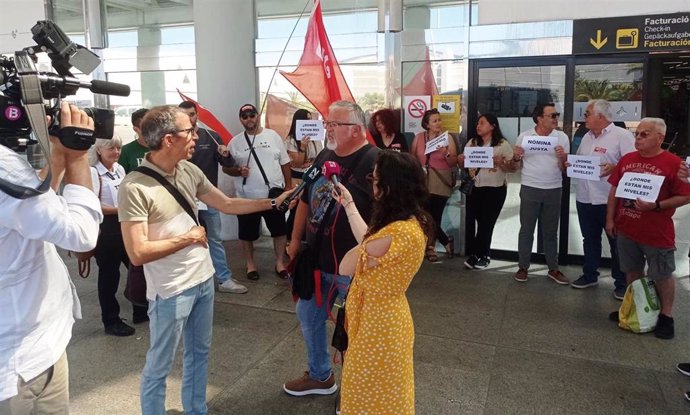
[424,131,449,155]
[615,172,664,203]
[296,120,324,141]
[522,135,557,154]
[464,147,494,168]
[566,155,601,181]
[403,95,431,134]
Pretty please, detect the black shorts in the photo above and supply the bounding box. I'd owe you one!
[237,209,287,241]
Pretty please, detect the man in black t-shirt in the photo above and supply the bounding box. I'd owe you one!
[283,101,378,397]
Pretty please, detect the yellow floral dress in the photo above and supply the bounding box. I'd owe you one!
[340,218,426,415]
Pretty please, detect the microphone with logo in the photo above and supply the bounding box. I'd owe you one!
[322,161,342,195]
[278,164,322,212]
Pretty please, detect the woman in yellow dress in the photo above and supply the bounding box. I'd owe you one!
[335,151,432,415]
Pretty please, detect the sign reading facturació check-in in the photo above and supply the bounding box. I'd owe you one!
[573,12,690,54]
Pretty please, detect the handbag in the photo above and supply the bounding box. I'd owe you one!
[244,132,284,200]
[71,173,102,278]
[126,166,201,306]
[618,277,660,333]
[458,168,477,196]
[427,167,454,197]
[331,305,348,352]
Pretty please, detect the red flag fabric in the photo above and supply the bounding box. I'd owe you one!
[402,47,439,97]
[177,89,234,144]
[265,94,302,139]
[280,0,355,120]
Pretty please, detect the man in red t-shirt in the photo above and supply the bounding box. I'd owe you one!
[606,118,690,340]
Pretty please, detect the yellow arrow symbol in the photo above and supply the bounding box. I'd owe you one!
[590,30,608,49]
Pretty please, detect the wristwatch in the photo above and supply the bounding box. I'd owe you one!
[271,198,277,210]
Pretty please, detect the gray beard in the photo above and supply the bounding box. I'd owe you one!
[326,139,337,151]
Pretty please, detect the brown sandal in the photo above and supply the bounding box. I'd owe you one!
[425,247,439,263]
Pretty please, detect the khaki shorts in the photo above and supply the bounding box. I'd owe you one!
[617,233,675,280]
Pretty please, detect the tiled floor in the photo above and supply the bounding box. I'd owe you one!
[62,240,690,414]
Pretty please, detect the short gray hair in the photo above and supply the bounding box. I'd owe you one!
[140,105,186,150]
[587,99,613,121]
[639,117,667,136]
[88,135,123,166]
[329,100,366,130]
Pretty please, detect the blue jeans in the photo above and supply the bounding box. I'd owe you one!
[140,277,214,415]
[576,201,625,290]
[199,207,232,283]
[295,272,351,381]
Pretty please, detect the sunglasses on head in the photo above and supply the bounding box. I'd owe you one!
[241,111,257,120]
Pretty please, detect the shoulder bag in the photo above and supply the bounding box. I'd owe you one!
[71,173,101,278]
[244,132,284,199]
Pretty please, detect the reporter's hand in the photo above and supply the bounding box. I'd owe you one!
[333,183,353,206]
[275,187,295,207]
[52,101,95,158]
[186,225,208,248]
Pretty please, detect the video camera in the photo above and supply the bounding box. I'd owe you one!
[0,20,130,152]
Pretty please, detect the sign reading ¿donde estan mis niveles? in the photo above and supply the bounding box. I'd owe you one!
[573,12,690,54]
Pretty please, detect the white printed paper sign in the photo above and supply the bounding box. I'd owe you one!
[296,120,324,141]
[464,147,494,168]
[615,172,664,203]
[424,131,450,155]
[522,135,557,154]
[566,155,601,181]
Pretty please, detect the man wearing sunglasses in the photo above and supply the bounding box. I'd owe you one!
[509,102,570,285]
[224,104,292,281]
[606,118,690,340]
[569,99,635,299]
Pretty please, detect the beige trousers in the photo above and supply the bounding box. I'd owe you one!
[0,352,69,415]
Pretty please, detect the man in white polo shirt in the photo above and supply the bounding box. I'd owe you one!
[508,102,570,284]
[570,99,635,299]
[119,105,291,415]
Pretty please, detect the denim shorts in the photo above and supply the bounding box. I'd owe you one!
[617,233,675,280]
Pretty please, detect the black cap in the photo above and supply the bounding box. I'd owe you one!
[239,104,257,117]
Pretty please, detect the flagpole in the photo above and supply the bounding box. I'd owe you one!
[257,0,312,118]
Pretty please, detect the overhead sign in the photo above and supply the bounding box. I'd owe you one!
[573,12,690,54]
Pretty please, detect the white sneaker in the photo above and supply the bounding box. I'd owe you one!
[218,279,248,294]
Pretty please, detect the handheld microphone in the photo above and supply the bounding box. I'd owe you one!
[322,161,342,194]
[278,164,322,212]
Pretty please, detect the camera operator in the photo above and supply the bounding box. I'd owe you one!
[0,101,102,413]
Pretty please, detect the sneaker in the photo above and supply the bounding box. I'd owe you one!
[654,314,675,340]
[218,279,248,294]
[514,268,528,282]
[283,371,337,396]
[132,314,149,324]
[676,363,690,377]
[104,320,135,337]
[474,256,490,269]
[613,287,626,301]
[464,255,478,269]
[547,269,569,285]
[570,276,599,289]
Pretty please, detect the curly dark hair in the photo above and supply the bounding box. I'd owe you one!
[288,108,312,139]
[371,108,399,136]
[366,151,434,241]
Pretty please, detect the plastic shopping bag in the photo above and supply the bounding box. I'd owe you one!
[618,277,660,333]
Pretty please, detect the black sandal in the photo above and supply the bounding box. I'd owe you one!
[247,270,260,281]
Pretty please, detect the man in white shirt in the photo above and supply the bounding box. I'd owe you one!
[569,99,635,299]
[0,102,103,413]
[509,103,570,284]
[224,104,292,281]
[118,105,291,415]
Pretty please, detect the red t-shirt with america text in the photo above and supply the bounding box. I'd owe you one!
[608,151,690,248]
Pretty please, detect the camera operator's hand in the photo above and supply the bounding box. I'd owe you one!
[47,101,96,190]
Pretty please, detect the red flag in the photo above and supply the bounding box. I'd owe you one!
[402,47,439,96]
[280,0,355,120]
[265,94,302,139]
[177,89,234,144]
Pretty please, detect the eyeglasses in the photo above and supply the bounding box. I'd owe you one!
[171,127,196,137]
[325,121,358,128]
[635,130,658,139]
[544,112,561,119]
[240,112,257,120]
[584,111,592,118]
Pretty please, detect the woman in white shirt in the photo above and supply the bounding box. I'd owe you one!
[458,114,514,270]
[89,137,146,336]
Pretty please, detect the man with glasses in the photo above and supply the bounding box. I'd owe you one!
[570,99,635,299]
[283,101,378,398]
[178,101,248,295]
[509,102,570,284]
[118,105,292,414]
[224,103,292,281]
[606,117,690,340]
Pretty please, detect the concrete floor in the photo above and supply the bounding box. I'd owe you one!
[61,240,690,415]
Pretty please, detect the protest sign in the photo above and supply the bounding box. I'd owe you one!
[615,172,664,203]
[464,147,494,168]
[522,135,557,154]
[566,155,601,181]
[424,131,449,155]
[296,120,324,141]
